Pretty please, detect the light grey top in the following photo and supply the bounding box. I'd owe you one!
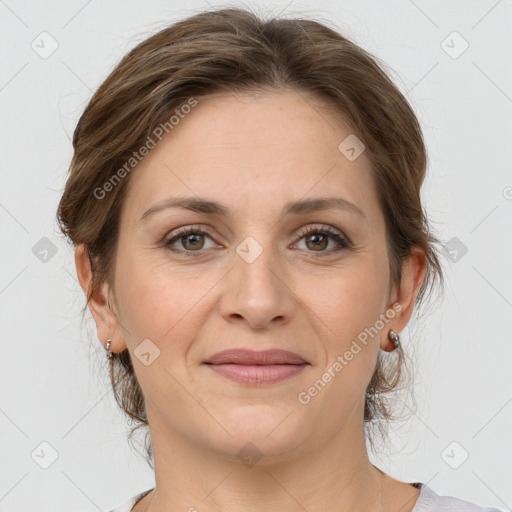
[106,483,504,512]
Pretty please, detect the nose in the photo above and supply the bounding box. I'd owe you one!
[218,239,297,330]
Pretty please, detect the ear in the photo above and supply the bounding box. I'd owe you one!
[382,246,427,350]
[74,244,124,354]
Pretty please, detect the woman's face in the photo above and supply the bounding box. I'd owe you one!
[92,89,420,461]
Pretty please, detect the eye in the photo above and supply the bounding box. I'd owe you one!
[293,224,351,255]
[163,226,217,255]
[163,224,351,257]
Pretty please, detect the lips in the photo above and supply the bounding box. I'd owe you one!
[203,349,310,385]
[204,348,308,365]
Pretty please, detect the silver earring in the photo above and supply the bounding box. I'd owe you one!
[388,330,401,351]
[105,338,113,360]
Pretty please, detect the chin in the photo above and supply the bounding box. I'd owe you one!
[212,434,308,467]
[202,406,310,463]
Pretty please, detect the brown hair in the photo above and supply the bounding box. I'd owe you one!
[56,6,444,467]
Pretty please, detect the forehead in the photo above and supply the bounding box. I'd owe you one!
[120,89,381,226]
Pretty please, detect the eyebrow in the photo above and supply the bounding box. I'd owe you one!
[138,196,366,222]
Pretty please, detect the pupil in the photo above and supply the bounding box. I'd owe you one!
[185,234,202,248]
[308,234,327,250]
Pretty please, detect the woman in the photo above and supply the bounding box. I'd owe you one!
[56,7,503,512]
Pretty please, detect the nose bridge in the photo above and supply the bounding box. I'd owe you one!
[221,228,294,327]
[234,231,282,292]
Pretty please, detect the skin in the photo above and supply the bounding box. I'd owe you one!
[75,88,426,512]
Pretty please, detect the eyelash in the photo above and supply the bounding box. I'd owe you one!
[163,224,351,257]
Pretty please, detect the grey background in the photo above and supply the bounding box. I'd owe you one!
[0,0,511,511]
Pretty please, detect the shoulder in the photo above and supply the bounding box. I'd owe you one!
[106,488,153,512]
[412,482,505,512]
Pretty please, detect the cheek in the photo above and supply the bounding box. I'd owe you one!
[114,250,214,346]
[308,258,388,374]
[113,250,177,338]
[312,261,388,334]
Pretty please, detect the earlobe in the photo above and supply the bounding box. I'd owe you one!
[74,244,122,354]
[380,248,427,352]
